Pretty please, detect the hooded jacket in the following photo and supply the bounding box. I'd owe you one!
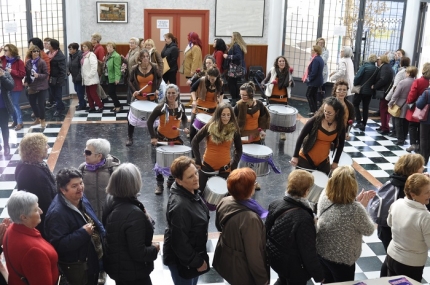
[213,196,269,285]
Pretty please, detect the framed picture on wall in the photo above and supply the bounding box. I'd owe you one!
[96,2,128,23]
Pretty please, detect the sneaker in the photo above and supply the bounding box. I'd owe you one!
[8,122,17,128]
[255,182,261,191]
[155,185,164,195]
[45,102,56,109]
[14,124,23,131]
[406,144,416,152]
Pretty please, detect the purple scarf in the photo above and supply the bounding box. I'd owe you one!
[237,198,268,219]
[6,56,17,69]
[31,57,40,73]
[85,159,106,172]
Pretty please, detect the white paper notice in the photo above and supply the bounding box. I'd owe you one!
[157,20,169,29]
[333,25,346,36]
[160,29,169,41]
[4,22,17,34]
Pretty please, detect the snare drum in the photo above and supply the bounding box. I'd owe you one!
[156,145,192,168]
[307,171,329,204]
[329,151,353,166]
[268,105,298,133]
[193,113,212,131]
[128,101,157,127]
[238,144,273,176]
[203,176,228,210]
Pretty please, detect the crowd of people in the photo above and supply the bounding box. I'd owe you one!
[0,29,429,285]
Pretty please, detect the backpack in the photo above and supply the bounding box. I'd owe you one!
[368,180,400,227]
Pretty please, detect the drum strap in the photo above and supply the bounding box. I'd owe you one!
[202,161,230,175]
[270,94,286,99]
[157,132,183,144]
[197,106,216,113]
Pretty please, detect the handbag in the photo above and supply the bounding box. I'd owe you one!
[49,76,58,86]
[388,104,403,117]
[58,260,88,285]
[177,252,210,279]
[412,91,430,121]
[162,57,170,75]
[352,68,378,94]
[227,61,244,78]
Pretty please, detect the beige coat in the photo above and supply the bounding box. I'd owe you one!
[183,45,202,77]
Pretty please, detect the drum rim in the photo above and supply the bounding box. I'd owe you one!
[242,144,273,156]
[156,145,192,152]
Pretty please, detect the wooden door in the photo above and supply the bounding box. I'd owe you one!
[144,9,209,93]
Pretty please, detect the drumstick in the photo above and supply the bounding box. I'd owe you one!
[137,92,155,97]
[138,81,153,93]
[172,126,186,132]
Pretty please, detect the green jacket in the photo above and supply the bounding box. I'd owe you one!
[107,51,122,83]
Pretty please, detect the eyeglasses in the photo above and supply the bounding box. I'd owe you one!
[32,50,40,53]
[84,150,99,156]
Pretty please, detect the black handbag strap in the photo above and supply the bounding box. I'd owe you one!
[4,234,30,285]
[318,203,335,218]
[361,68,378,88]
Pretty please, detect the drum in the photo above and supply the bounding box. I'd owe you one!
[203,176,228,210]
[193,113,212,131]
[156,145,192,168]
[329,151,353,166]
[238,144,273,176]
[130,101,157,120]
[268,105,298,133]
[307,171,329,204]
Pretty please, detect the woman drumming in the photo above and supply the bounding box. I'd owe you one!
[290,97,345,175]
[147,84,189,195]
[189,67,223,143]
[234,82,270,190]
[332,80,355,139]
[191,103,242,209]
[126,49,162,146]
[261,55,294,140]
[187,55,216,87]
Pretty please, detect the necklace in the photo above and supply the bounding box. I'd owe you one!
[326,119,333,127]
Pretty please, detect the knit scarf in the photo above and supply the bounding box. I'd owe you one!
[302,55,316,83]
[85,158,106,172]
[237,199,268,219]
[5,56,17,69]
[47,49,58,59]
[80,51,89,66]
[31,57,40,73]
[207,121,236,144]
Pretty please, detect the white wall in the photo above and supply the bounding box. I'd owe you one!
[78,0,271,45]
[402,0,421,60]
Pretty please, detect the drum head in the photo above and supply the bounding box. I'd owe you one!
[312,171,329,188]
[131,101,157,111]
[329,151,353,165]
[156,145,191,153]
[242,144,273,156]
[206,176,228,194]
[196,113,212,123]
[268,105,298,115]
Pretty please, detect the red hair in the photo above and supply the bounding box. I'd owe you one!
[188,32,202,49]
[227,168,256,200]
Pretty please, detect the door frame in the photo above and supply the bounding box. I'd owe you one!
[144,9,210,92]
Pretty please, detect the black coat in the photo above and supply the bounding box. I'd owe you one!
[15,161,56,238]
[161,42,179,72]
[163,182,209,268]
[353,62,377,95]
[68,50,82,83]
[49,49,67,86]
[102,195,158,282]
[373,63,394,92]
[266,196,324,283]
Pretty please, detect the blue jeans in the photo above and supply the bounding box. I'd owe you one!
[50,85,65,111]
[9,90,23,124]
[73,82,86,108]
[168,265,199,285]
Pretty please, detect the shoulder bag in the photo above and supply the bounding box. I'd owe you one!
[227,60,244,78]
[162,57,170,74]
[388,101,406,117]
[412,91,430,121]
[351,68,378,94]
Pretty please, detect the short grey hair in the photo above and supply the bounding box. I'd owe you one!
[106,163,142,198]
[342,46,353,58]
[7,191,38,224]
[130,37,139,45]
[86,138,110,158]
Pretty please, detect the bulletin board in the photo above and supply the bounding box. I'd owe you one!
[215,0,265,37]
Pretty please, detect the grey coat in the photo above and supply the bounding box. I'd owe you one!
[388,77,414,118]
[0,72,15,115]
[78,154,120,219]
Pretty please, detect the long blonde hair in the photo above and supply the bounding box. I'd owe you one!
[231,32,247,54]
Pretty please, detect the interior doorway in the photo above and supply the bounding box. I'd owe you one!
[144,9,210,92]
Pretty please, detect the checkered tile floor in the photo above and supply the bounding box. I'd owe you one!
[0,96,428,284]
